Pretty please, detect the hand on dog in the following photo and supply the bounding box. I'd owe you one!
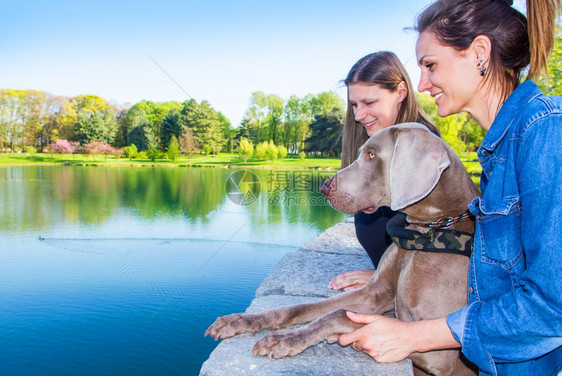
[328,269,374,291]
[339,312,461,363]
[338,312,418,363]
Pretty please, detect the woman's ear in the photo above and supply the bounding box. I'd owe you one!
[471,35,492,66]
[397,81,408,103]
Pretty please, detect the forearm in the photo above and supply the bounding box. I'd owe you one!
[339,313,461,363]
[413,317,460,353]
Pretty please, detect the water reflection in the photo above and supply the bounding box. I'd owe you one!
[0,166,344,237]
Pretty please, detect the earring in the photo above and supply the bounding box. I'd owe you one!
[477,58,486,76]
[480,65,487,76]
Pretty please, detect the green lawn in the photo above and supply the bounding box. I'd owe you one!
[0,152,342,170]
[0,151,481,176]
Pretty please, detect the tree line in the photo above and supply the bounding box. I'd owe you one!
[0,89,345,157]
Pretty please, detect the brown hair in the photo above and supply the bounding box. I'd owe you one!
[340,51,439,168]
[415,0,561,103]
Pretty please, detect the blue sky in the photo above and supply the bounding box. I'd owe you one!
[1,0,524,126]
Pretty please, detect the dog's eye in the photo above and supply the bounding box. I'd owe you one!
[368,152,376,160]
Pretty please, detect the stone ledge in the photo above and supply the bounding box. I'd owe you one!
[200,221,414,376]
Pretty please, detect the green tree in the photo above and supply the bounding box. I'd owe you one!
[161,109,183,151]
[243,91,268,143]
[217,112,234,152]
[166,135,180,161]
[75,110,118,145]
[185,100,227,155]
[178,126,200,159]
[0,89,51,151]
[236,118,257,144]
[309,91,345,117]
[127,120,157,151]
[284,95,307,153]
[265,94,284,144]
[304,108,344,157]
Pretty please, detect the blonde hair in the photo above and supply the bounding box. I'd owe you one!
[340,51,438,168]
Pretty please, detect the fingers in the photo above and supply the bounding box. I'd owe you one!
[338,312,380,347]
[346,311,379,325]
[328,269,374,290]
[338,329,360,347]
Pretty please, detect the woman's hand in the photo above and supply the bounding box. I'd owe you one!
[338,312,460,363]
[328,269,374,291]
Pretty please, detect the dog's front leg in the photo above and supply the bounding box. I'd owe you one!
[205,303,323,340]
[252,309,363,358]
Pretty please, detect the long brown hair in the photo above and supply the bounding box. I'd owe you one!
[415,0,561,104]
[340,51,439,168]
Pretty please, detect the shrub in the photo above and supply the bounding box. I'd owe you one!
[238,138,254,162]
[123,144,138,160]
[265,141,278,160]
[298,151,306,160]
[254,141,268,159]
[277,145,288,159]
[25,146,37,156]
[83,141,119,160]
[146,146,160,161]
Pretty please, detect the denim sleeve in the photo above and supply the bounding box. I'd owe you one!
[461,112,562,368]
[446,306,471,344]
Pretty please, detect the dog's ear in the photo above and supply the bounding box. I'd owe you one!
[390,127,450,210]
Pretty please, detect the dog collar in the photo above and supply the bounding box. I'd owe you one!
[415,211,475,230]
[386,212,474,257]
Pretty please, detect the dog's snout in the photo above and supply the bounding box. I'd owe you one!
[320,177,334,197]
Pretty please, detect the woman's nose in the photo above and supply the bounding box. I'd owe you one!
[418,71,432,93]
[354,106,366,122]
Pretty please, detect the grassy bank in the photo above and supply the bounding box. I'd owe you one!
[0,152,342,170]
[0,151,482,175]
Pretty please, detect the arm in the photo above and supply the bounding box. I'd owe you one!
[338,312,459,363]
[460,112,562,367]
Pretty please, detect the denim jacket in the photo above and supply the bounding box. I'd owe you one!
[446,81,562,376]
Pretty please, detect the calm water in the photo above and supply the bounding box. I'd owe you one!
[0,166,345,375]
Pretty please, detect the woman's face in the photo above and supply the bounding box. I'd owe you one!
[416,31,481,117]
[348,83,405,137]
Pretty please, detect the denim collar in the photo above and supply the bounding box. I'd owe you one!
[480,80,542,153]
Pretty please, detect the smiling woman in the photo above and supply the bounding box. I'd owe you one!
[328,51,440,292]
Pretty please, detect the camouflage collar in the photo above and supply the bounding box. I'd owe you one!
[386,213,474,257]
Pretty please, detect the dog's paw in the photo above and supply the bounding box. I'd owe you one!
[205,313,266,340]
[252,330,310,359]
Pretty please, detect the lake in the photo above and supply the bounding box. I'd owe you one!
[0,165,345,375]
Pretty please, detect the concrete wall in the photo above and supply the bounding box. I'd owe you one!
[200,220,414,376]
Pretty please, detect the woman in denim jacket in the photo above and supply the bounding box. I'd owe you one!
[338,0,562,375]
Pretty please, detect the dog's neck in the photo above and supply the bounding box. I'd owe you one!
[403,151,480,227]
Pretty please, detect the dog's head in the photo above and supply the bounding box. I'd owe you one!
[321,123,450,214]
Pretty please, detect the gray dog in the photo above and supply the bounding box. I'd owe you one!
[206,123,480,376]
